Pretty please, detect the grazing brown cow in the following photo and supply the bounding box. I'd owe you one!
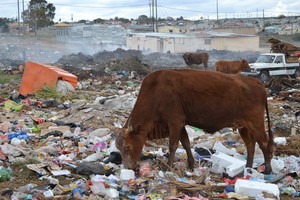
[115,69,273,174]
[183,52,209,69]
[215,59,250,74]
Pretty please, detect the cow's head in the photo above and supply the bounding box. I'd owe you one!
[183,53,190,65]
[115,118,145,170]
[241,59,250,70]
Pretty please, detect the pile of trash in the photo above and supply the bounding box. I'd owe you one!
[0,66,300,200]
[268,37,300,54]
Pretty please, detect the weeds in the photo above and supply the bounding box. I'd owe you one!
[36,85,61,99]
[0,70,21,84]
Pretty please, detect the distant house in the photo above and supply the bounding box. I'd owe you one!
[264,25,281,34]
[213,20,256,35]
[158,25,190,34]
[53,23,72,37]
[126,31,259,53]
[213,26,256,35]
[54,24,127,50]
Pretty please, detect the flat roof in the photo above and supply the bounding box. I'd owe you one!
[128,30,257,38]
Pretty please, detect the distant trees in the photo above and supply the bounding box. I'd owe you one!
[22,0,56,33]
[0,18,11,32]
[137,15,150,24]
[277,15,286,19]
[94,18,104,24]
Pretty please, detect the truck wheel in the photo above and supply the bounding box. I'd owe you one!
[259,71,270,83]
[295,69,300,79]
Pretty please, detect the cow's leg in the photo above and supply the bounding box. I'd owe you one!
[180,127,194,170]
[239,127,255,168]
[167,124,182,168]
[255,131,272,174]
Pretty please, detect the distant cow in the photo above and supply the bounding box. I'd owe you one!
[183,52,209,69]
[215,59,249,74]
[115,69,274,174]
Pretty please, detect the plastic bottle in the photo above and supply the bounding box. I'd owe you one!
[213,141,236,155]
[72,188,83,199]
[75,179,87,192]
[0,167,11,181]
[17,183,35,193]
[17,131,30,140]
[244,167,264,179]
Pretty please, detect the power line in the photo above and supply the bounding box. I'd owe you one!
[53,3,148,9]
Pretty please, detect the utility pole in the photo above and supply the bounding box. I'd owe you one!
[155,0,158,32]
[149,0,152,22]
[216,0,219,20]
[17,0,20,34]
[152,0,155,32]
[22,0,25,34]
[262,9,265,32]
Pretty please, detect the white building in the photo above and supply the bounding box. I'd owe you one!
[126,31,260,53]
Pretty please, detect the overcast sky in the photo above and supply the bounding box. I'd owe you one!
[1,0,300,22]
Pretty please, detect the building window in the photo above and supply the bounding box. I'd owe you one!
[204,39,211,45]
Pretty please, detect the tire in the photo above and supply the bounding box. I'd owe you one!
[259,71,270,83]
[294,69,300,79]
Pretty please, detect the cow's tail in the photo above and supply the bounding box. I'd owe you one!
[265,101,273,150]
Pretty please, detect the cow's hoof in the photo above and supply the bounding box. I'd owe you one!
[264,167,272,175]
[188,161,195,170]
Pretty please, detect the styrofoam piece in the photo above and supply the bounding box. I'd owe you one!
[120,169,135,180]
[213,141,236,155]
[211,152,246,177]
[235,179,280,199]
[105,188,119,199]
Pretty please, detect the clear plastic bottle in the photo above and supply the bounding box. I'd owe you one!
[17,183,35,193]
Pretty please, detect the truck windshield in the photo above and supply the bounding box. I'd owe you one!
[255,55,275,63]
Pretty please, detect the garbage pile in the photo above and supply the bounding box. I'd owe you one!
[0,67,300,200]
[267,38,300,62]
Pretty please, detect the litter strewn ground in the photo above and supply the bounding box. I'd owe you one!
[0,33,300,200]
[0,68,299,199]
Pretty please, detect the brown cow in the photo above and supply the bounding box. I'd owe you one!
[215,59,250,74]
[115,69,273,174]
[183,52,209,69]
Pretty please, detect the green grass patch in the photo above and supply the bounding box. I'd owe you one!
[0,71,22,84]
[36,85,61,99]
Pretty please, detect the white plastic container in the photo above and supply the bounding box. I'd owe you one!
[120,169,135,180]
[105,188,119,199]
[213,141,236,155]
[235,179,280,199]
[211,152,246,177]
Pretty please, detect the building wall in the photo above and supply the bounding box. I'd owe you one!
[210,36,259,51]
[158,26,190,33]
[213,27,256,35]
[126,34,259,53]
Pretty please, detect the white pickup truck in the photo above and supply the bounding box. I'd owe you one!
[241,53,300,82]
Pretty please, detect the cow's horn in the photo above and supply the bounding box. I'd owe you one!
[125,117,133,135]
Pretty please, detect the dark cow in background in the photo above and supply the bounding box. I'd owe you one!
[115,69,274,174]
[183,52,209,69]
[215,59,249,74]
